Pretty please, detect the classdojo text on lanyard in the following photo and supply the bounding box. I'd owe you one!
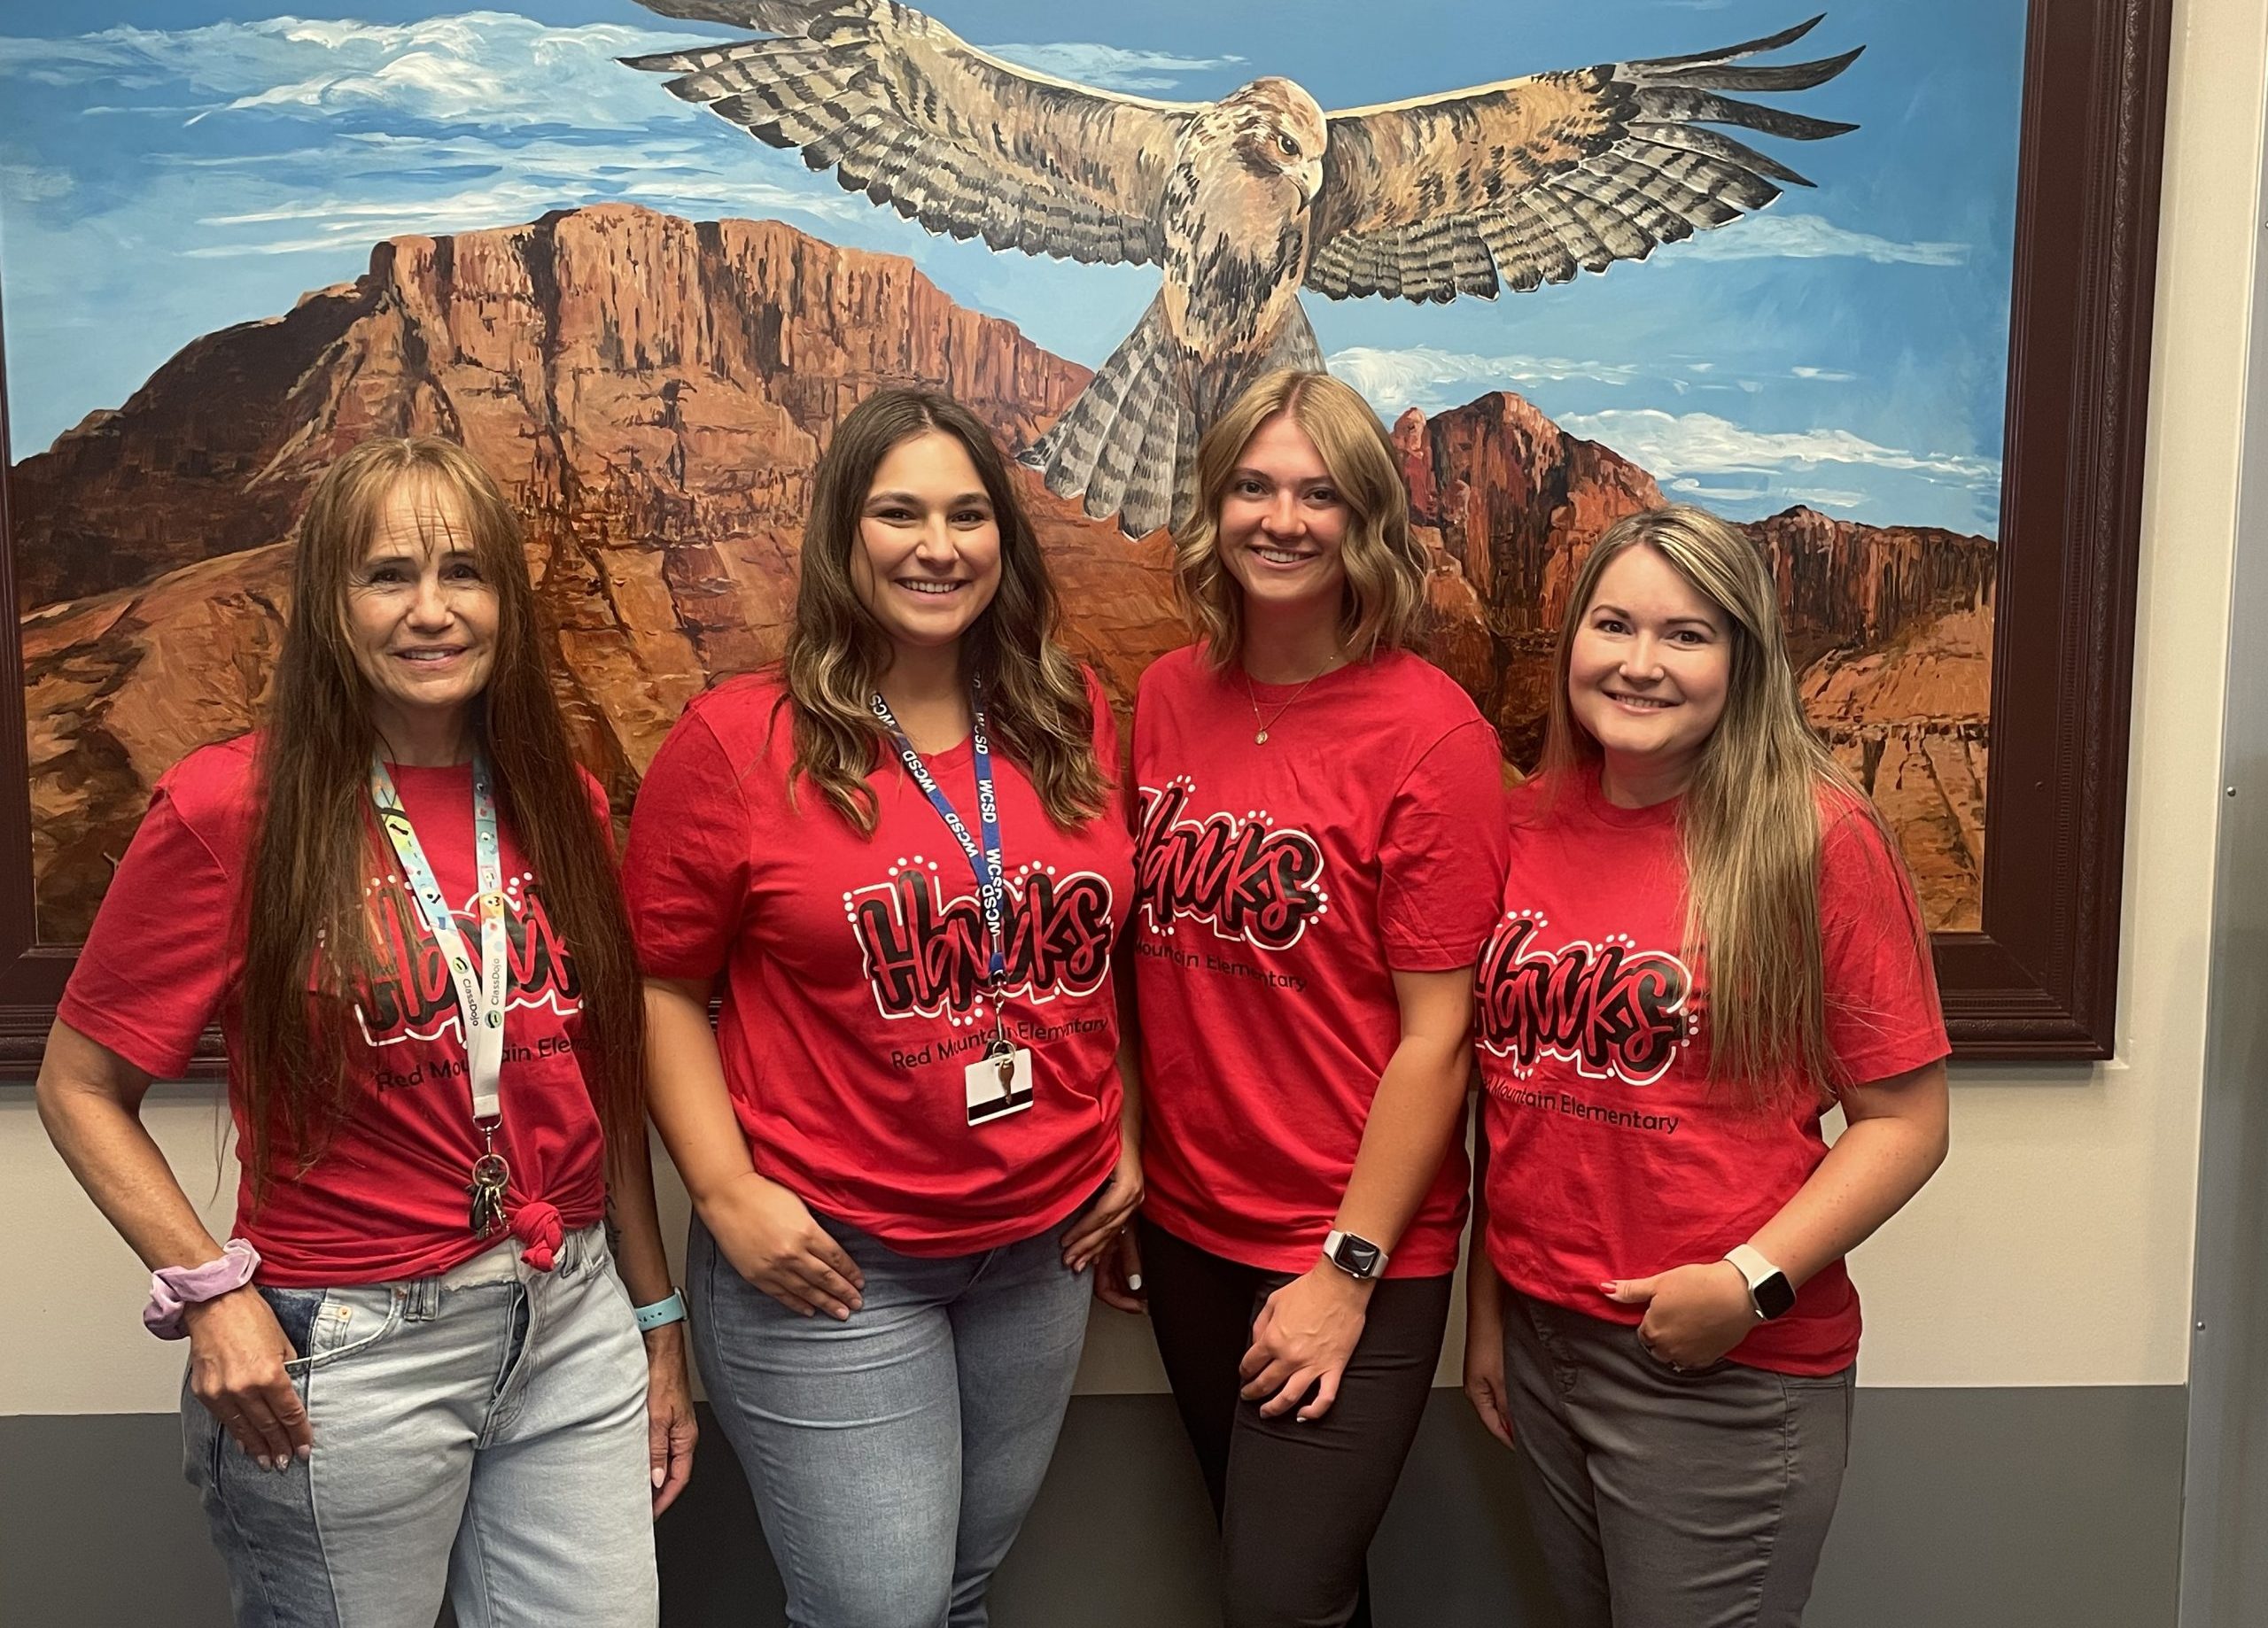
[369,751,514,1236]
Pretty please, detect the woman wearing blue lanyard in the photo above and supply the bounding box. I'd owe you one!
[38,437,693,1626]
[627,387,1141,1627]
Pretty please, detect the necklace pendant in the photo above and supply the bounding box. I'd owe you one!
[1255,729,1269,745]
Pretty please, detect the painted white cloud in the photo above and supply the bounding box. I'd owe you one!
[1791,365,1857,381]
[1327,345,1641,413]
[1557,408,2000,485]
[983,41,1245,93]
[1780,485,1874,508]
[0,12,712,131]
[1679,212,1969,267]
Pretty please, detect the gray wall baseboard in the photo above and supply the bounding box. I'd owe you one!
[1,1385,2186,1627]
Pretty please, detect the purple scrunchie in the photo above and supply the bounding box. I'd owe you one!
[144,1239,261,1340]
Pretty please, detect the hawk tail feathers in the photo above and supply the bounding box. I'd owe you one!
[1021,300,1330,539]
[1021,297,1190,539]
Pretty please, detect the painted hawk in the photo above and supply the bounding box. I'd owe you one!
[625,3,1860,535]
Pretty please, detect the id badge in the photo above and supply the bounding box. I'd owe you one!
[966,1042,1035,1126]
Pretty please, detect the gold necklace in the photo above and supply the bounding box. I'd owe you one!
[1242,653,1345,745]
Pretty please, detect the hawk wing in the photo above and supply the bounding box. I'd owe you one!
[625,0,1197,267]
[1305,15,1860,301]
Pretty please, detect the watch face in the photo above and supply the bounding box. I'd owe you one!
[1754,1273,1797,1321]
[1333,1237,1381,1277]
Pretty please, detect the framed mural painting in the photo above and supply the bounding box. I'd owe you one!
[0,0,2169,1073]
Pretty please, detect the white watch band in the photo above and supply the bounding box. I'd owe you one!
[1723,1244,1782,1317]
[1322,1229,1389,1279]
[1724,1244,1779,1288]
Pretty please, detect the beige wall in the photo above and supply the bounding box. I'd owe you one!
[4,0,2262,1415]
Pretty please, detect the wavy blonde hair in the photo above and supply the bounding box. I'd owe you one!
[1541,504,1925,1106]
[781,388,1108,833]
[1174,369,1427,664]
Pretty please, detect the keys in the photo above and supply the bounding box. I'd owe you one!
[468,1151,509,1239]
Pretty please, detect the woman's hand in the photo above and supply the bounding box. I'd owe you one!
[1093,1228,1146,1314]
[704,1171,865,1321]
[1061,1145,1143,1275]
[1604,1260,1756,1369]
[1239,1264,1371,1422]
[1463,1272,1515,1449]
[183,1288,311,1471]
[641,1323,699,1516]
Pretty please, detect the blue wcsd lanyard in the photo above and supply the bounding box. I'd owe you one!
[868,679,1009,996]
[369,748,513,1237]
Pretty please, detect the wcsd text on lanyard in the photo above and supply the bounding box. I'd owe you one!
[869,679,1035,1126]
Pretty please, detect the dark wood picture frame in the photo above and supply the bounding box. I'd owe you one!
[0,0,2172,1074]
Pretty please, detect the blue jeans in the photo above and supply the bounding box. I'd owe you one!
[183,1224,656,1628]
[688,1205,1095,1628]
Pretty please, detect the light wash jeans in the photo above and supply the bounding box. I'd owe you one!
[688,1205,1095,1628]
[183,1223,657,1628]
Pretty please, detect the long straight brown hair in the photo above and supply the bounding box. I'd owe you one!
[237,438,644,1196]
[781,388,1109,832]
[1539,504,1926,1107]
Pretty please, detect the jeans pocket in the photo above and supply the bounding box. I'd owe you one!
[257,1288,328,1371]
[278,1284,405,1374]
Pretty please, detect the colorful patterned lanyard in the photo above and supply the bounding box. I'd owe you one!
[369,748,511,1238]
[869,680,1009,1000]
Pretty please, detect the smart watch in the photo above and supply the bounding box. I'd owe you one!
[1724,1244,1796,1322]
[1322,1229,1389,1282]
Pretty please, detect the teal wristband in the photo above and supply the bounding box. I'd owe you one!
[633,1288,687,1333]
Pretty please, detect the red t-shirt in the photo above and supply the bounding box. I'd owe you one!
[58,736,611,1288]
[623,669,1130,1255]
[1130,645,1510,1277]
[1474,770,1951,1375]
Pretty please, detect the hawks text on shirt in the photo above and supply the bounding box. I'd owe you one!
[1130,644,1510,1278]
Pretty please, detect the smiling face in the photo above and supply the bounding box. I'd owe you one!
[850,430,1004,663]
[1566,542,1734,799]
[344,477,500,754]
[1216,412,1350,623]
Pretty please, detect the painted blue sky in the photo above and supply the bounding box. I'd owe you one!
[0,0,2023,534]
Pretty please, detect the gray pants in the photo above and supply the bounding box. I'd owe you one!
[1500,1290,1853,1628]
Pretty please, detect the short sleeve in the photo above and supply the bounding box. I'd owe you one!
[576,767,617,857]
[1378,718,1511,970]
[623,703,755,983]
[1818,805,1951,1086]
[58,782,238,1079]
[1081,666,1130,824]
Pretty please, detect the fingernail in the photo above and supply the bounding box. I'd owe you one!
[296,1445,312,1461]
[652,1467,665,1489]
[1127,1274,1143,1291]
[1597,1282,1618,1295]
[833,1306,850,1322]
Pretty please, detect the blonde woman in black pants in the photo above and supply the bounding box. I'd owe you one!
[1115,369,1509,1627]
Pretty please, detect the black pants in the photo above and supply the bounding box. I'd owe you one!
[1139,1218,1453,1628]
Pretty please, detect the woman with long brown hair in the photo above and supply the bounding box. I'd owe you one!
[1122,368,1509,1626]
[1463,503,1951,1627]
[625,385,1140,1627]
[36,437,693,1627]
